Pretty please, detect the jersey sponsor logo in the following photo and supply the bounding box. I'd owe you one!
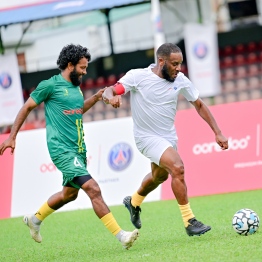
[64,88,69,96]
[192,136,250,155]
[63,108,83,115]
[193,42,208,59]
[0,72,12,89]
[108,142,133,171]
[40,163,57,172]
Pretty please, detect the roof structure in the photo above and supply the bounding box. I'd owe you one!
[0,0,146,27]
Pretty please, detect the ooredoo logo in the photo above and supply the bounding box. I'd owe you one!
[40,163,57,172]
[108,142,133,171]
[0,72,12,89]
[192,136,250,155]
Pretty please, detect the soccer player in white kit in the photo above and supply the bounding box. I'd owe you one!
[103,43,228,236]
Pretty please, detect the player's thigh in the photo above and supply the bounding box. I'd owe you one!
[135,136,177,166]
[159,147,184,174]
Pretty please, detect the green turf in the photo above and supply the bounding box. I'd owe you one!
[1,190,262,262]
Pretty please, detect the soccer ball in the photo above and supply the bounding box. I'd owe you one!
[232,208,260,235]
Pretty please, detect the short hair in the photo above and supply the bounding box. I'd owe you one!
[156,43,181,59]
[57,44,91,70]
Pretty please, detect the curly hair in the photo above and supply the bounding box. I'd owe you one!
[57,44,91,70]
[156,43,181,59]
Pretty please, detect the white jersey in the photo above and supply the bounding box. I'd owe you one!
[119,64,199,142]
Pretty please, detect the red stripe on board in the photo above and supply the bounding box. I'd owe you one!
[0,0,60,12]
[0,134,14,219]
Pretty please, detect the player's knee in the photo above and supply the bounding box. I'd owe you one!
[84,182,102,199]
[170,164,185,180]
[153,170,169,184]
[63,191,78,202]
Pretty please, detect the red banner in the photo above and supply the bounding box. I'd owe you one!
[161,99,262,200]
[0,134,14,219]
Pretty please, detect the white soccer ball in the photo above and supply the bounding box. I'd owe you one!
[232,208,260,235]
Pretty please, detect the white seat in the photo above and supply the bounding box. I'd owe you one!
[225,93,237,103]
[214,95,225,105]
[104,111,116,119]
[238,91,249,101]
[93,112,104,121]
[250,89,261,100]
[116,109,128,118]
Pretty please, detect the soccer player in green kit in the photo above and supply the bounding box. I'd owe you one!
[0,44,139,250]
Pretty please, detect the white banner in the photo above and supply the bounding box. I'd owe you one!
[184,23,221,97]
[0,53,24,126]
[11,117,160,217]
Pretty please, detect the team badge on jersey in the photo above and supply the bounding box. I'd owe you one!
[108,142,133,171]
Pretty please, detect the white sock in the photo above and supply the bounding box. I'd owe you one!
[32,215,42,225]
[116,230,125,241]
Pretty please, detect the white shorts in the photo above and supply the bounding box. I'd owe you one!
[135,135,178,166]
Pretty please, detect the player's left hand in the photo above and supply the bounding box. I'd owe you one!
[216,133,228,150]
[94,87,107,101]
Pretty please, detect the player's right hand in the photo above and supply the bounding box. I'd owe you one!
[109,95,122,108]
[0,138,16,155]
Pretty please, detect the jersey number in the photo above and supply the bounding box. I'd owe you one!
[74,157,82,167]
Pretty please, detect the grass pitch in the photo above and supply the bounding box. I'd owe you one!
[0,190,262,262]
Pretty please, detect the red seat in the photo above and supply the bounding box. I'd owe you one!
[221,56,234,68]
[246,52,258,64]
[234,54,245,66]
[118,73,125,79]
[247,42,257,52]
[95,76,106,87]
[221,45,234,57]
[107,74,117,86]
[235,43,245,54]
[181,64,188,75]
[84,78,95,89]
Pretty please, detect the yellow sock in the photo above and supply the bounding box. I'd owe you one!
[35,202,55,221]
[100,212,121,236]
[131,192,145,207]
[178,203,195,227]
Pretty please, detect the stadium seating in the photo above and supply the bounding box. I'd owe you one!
[2,40,262,134]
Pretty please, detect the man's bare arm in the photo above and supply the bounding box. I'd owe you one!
[191,98,228,150]
[0,97,38,155]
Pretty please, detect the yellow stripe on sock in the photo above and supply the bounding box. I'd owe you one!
[100,212,121,236]
[131,192,145,207]
[178,203,195,227]
[35,202,55,221]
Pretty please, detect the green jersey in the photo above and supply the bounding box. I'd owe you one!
[30,74,86,159]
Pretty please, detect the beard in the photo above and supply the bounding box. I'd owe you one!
[161,63,175,82]
[69,68,82,86]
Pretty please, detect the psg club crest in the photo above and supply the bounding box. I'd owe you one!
[193,42,208,59]
[108,142,133,171]
[0,72,12,89]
